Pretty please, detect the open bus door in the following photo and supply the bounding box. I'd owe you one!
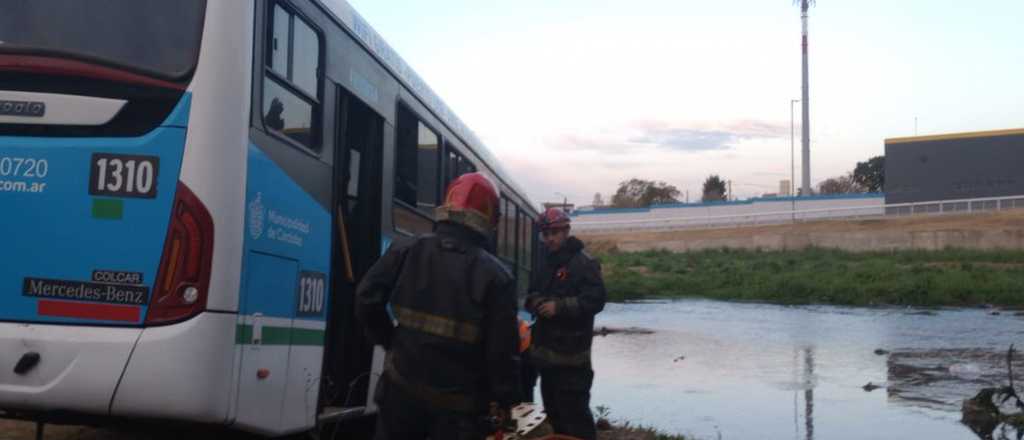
[320,86,383,426]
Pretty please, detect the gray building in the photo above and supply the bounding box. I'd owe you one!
[885,129,1024,205]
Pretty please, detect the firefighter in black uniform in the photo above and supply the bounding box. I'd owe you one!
[356,173,521,440]
[526,208,607,440]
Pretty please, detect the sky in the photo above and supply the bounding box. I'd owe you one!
[347,0,1024,206]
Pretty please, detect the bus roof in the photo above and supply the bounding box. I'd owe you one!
[316,0,537,212]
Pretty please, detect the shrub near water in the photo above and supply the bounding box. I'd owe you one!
[597,248,1024,306]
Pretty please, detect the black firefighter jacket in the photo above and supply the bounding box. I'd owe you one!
[355,222,521,413]
[526,237,607,368]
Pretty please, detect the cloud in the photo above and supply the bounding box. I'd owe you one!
[629,119,788,152]
[546,119,788,155]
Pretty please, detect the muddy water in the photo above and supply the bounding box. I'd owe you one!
[589,300,1024,440]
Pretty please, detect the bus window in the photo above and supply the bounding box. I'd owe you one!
[499,197,516,261]
[269,5,289,75]
[519,206,529,268]
[394,105,440,212]
[263,80,314,147]
[446,148,459,187]
[417,125,441,207]
[458,156,477,176]
[497,197,508,258]
[0,0,207,81]
[292,18,320,96]
[263,3,321,151]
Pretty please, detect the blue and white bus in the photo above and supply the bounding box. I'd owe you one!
[0,0,539,436]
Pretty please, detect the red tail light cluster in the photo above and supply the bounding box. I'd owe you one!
[146,182,215,325]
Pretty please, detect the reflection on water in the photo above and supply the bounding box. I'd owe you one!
[804,347,815,440]
[591,300,1024,440]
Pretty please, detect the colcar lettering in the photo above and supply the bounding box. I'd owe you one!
[92,270,144,285]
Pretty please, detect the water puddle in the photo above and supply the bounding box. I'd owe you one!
[589,300,1024,440]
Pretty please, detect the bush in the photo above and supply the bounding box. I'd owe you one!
[597,248,1024,306]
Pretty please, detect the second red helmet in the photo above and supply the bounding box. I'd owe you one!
[537,207,571,231]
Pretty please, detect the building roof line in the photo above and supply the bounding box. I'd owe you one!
[886,128,1024,145]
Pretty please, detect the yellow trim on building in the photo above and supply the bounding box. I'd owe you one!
[886,128,1024,145]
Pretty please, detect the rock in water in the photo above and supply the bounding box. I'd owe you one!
[863,382,881,392]
[874,349,890,356]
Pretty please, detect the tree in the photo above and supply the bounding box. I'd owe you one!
[853,156,885,192]
[593,193,605,207]
[817,173,864,195]
[611,179,680,208]
[702,175,728,202]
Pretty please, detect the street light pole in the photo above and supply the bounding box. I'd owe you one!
[554,192,568,212]
[791,99,800,221]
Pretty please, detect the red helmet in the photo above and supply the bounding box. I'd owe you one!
[435,172,501,235]
[537,207,571,231]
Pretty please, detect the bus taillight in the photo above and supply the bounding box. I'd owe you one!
[146,182,214,325]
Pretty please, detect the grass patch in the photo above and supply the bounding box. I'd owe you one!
[595,405,692,440]
[597,248,1024,306]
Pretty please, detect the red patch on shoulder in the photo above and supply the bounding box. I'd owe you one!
[556,268,569,281]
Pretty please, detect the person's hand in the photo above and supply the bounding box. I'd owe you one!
[537,301,557,318]
[525,295,543,312]
[489,402,514,432]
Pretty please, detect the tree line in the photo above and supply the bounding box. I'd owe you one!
[593,156,885,209]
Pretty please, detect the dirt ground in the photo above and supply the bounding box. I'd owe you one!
[0,420,679,440]
[580,210,1024,253]
[0,420,245,440]
[0,420,121,440]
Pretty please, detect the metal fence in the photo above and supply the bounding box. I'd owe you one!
[573,194,1024,234]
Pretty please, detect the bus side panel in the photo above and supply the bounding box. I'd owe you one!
[178,0,255,314]
[233,143,330,435]
[109,312,236,423]
[113,0,256,425]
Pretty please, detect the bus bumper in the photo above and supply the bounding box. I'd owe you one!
[109,312,236,424]
[0,322,141,415]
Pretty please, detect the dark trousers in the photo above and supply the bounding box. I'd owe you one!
[373,378,485,440]
[539,367,596,440]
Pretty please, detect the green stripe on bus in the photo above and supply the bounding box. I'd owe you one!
[92,198,123,220]
[235,324,325,346]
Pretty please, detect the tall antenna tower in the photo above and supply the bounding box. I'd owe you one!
[796,0,814,196]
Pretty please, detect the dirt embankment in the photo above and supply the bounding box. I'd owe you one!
[581,211,1024,253]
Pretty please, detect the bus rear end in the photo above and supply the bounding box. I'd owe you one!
[0,0,227,422]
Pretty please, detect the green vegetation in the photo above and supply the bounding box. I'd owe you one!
[598,248,1024,306]
[595,406,692,440]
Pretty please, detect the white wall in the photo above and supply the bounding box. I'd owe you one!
[572,195,885,232]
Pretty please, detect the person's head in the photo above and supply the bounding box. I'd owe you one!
[435,172,501,237]
[538,208,571,252]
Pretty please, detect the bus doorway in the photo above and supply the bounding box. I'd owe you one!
[322,88,383,418]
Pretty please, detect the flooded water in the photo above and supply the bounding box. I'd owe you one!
[590,300,1024,440]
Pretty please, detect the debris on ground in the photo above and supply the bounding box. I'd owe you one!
[960,345,1024,439]
[673,356,686,363]
[594,326,655,337]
